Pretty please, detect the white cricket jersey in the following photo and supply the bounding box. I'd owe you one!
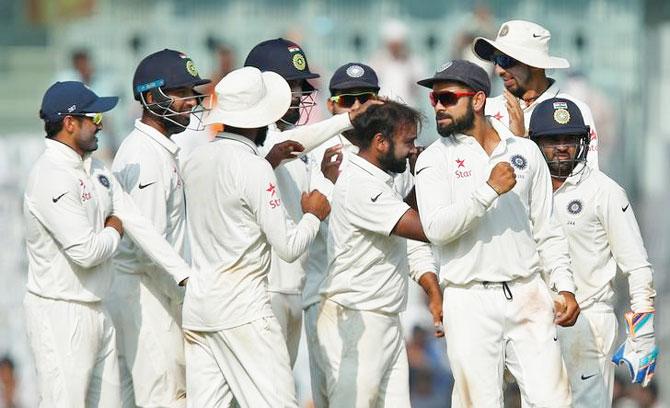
[111,120,187,282]
[257,114,353,294]
[415,118,575,293]
[320,154,434,314]
[302,134,418,308]
[553,165,655,311]
[181,133,320,331]
[24,139,190,303]
[486,79,599,168]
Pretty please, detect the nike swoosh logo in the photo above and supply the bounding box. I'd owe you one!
[533,33,542,38]
[581,374,597,380]
[138,181,156,190]
[371,192,382,202]
[553,336,558,342]
[52,192,67,203]
[622,204,630,212]
[416,166,430,175]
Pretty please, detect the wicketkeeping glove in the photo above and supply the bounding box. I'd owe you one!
[611,311,658,387]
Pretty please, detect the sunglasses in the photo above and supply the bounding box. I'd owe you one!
[59,112,103,125]
[329,92,377,108]
[490,54,518,69]
[429,91,477,107]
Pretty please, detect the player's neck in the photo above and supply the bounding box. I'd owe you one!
[469,116,500,156]
[522,76,552,105]
[551,177,565,192]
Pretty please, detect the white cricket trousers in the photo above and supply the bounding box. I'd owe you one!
[106,272,186,408]
[443,274,571,408]
[557,302,617,408]
[24,292,121,408]
[184,316,298,408]
[304,301,327,408]
[269,291,303,367]
[316,299,410,408]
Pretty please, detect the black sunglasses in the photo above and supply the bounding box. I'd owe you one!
[490,54,518,69]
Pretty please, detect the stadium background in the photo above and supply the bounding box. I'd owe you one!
[0,0,668,406]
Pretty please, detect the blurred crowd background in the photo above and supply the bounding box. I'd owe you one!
[0,0,669,407]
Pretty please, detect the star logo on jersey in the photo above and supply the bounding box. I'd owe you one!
[510,154,527,170]
[455,158,466,168]
[590,128,597,141]
[567,199,583,215]
[454,159,471,179]
[493,111,504,121]
[266,182,277,197]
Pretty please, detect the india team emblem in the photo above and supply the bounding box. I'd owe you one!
[292,53,306,71]
[346,65,364,78]
[510,154,527,170]
[98,174,110,189]
[554,108,570,125]
[567,199,583,215]
[186,60,199,77]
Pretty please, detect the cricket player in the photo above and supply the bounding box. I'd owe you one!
[107,49,210,407]
[180,67,330,408]
[24,81,190,407]
[244,39,377,366]
[414,60,580,407]
[304,62,436,408]
[316,100,442,407]
[528,98,658,407]
[472,19,599,168]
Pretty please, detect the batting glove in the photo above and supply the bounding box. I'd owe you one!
[611,311,658,387]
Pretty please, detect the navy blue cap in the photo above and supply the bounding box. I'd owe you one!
[329,63,379,93]
[244,38,319,89]
[529,98,589,138]
[39,81,118,123]
[417,60,491,96]
[132,49,210,101]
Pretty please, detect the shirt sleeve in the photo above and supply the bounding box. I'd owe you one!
[112,151,170,267]
[26,171,120,269]
[597,180,655,312]
[245,159,320,263]
[277,113,352,158]
[407,239,438,282]
[528,145,576,294]
[110,174,190,286]
[346,180,410,236]
[415,150,499,246]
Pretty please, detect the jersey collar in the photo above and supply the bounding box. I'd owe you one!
[134,119,181,156]
[349,154,395,187]
[214,132,261,156]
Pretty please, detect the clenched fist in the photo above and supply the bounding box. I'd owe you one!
[301,190,331,221]
[487,162,516,195]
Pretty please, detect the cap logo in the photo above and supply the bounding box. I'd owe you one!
[67,105,77,113]
[292,53,306,71]
[186,60,199,77]
[346,65,364,78]
[287,45,301,53]
[438,61,453,72]
[499,25,509,37]
[554,108,571,125]
[553,101,568,109]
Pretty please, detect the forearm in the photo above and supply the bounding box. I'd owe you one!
[64,228,121,268]
[407,240,437,282]
[269,213,321,262]
[627,267,656,313]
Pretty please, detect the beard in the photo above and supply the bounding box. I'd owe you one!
[436,102,475,138]
[378,140,408,174]
[255,126,269,147]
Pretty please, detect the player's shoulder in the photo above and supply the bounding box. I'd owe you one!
[589,169,625,195]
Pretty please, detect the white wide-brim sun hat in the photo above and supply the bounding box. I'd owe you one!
[473,20,570,70]
[203,66,291,129]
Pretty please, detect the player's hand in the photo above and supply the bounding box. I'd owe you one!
[487,162,516,195]
[555,291,580,327]
[301,190,331,221]
[428,293,445,338]
[348,98,384,122]
[104,215,124,238]
[265,140,305,169]
[409,145,426,175]
[612,311,658,387]
[504,89,526,137]
[321,145,343,184]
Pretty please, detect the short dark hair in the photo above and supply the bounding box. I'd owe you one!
[351,99,422,150]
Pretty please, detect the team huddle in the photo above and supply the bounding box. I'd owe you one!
[23,18,657,408]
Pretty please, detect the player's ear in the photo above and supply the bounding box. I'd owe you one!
[472,91,487,113]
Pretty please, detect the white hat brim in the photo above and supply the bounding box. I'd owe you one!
[203,71,291,128]
[473,37,570,70]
